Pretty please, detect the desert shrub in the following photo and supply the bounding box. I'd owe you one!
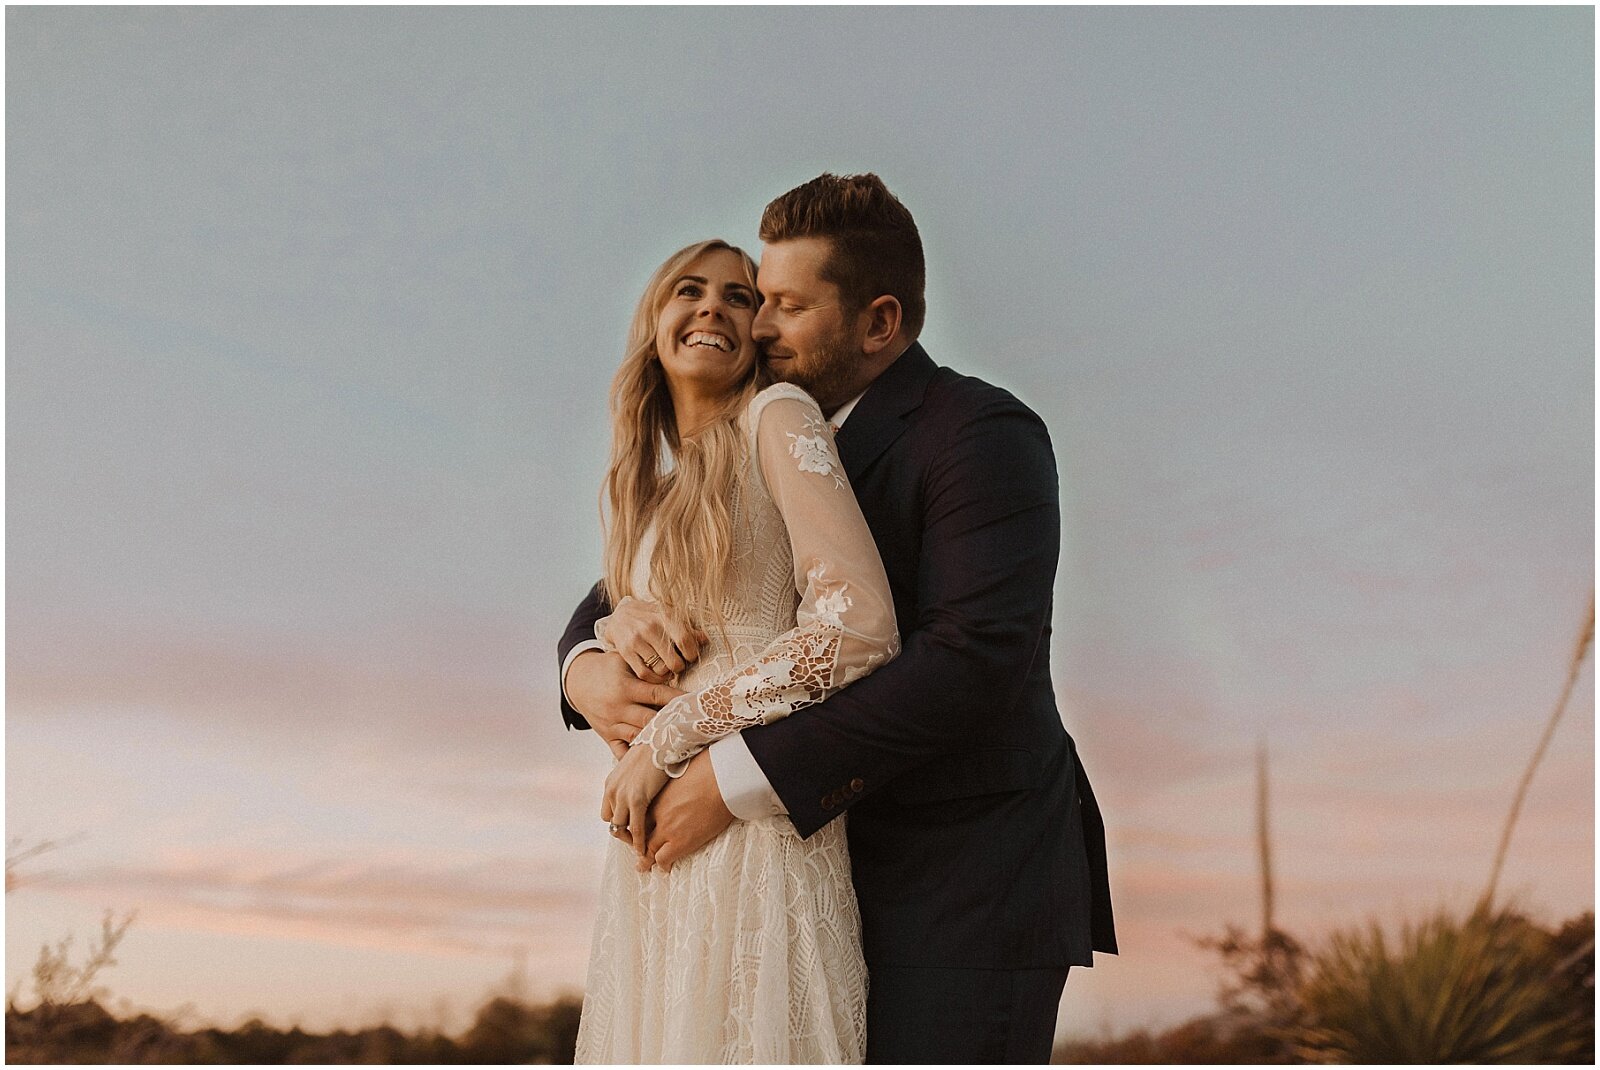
[1287,906,1592,1064]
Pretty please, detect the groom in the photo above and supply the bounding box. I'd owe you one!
[559,173,1115,1063]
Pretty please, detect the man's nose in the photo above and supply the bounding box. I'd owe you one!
[751,303,776,340]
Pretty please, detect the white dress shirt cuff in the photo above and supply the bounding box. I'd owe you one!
[709,734,788,818]
[560,640,607,708]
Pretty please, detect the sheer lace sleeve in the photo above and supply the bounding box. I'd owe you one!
[631,385,900,776]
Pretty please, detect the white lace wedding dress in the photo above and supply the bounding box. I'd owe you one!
[574,383,900,1064]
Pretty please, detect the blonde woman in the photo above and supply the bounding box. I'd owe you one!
[571,239,898,1063]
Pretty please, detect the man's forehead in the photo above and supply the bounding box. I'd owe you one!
[756,241,833,293]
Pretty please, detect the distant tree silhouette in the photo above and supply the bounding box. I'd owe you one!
[6,992,586,1064]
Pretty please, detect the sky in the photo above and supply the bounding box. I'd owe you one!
[6,6,1593,1040]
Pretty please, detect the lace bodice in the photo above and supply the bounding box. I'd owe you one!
[602,383,900,775]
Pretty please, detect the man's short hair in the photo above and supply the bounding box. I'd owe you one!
[759,173,926,340]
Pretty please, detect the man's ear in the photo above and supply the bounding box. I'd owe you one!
[860,295,903,355]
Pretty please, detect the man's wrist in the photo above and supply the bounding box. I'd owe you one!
[560,640,607,709]
[708,735,788,818]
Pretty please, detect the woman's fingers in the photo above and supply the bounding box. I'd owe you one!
[668,622,701,665]
[619,648,667,685]
[603,750,657,864]
[610,600,669,659]
[607,782,632,847]
[608,789,645,859]
[609,596,711,681]
[601,759,623,820]
[609,597,695,677]
[617,648,643,679]
[606,809,631,846]
[629,793,650,858]
[640,627,685,676]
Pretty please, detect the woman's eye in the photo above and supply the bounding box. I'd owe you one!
[726,292,753,308]
[677,284,702,298]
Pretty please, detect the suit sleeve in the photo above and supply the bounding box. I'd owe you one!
[557,582,612,730]
[742,390,1061,837]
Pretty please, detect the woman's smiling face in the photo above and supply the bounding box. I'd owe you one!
[653,247,759,400]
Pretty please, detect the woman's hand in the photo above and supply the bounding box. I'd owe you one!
[601,744,672,861]
[600,596,708,685]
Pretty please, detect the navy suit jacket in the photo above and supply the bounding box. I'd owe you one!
[559,343,1116,969]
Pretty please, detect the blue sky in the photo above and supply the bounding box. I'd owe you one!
[7,6,1592,1036]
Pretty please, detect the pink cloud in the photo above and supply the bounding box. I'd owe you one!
[40,844,603,959]
[7,624,571,770]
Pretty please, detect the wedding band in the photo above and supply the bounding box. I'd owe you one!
[645,654,664,670]
[608,823,624,834]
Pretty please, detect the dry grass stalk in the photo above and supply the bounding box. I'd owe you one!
[27,909,137,1010]
[1256,738,1275,940]
[1483,593,1595,908]
[5,836,78,894]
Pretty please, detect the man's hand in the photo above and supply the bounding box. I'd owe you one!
[567,650,686,758]
[600,596,708,684]
[641,750,735,871]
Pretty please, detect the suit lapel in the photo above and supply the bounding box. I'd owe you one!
[834,343,937,483]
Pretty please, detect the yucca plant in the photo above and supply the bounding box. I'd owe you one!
[1288,905,1591,1064]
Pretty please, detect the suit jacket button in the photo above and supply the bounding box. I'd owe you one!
[821,796,834,810]
[850,778,865,792]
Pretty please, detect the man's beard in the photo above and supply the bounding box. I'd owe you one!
[764,330,861,412]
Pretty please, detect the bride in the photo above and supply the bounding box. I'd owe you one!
[573,239,899,1064]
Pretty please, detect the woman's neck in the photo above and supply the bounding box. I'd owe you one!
[667,381,727,439]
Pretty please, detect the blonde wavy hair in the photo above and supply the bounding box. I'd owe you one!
[601,239,766,633]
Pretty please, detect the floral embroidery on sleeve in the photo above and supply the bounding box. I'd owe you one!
[635,615,847,772]
[633,572,857,773]
[787,411,846,488]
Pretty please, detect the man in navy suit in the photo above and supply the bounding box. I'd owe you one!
[559,173,1115,1063]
